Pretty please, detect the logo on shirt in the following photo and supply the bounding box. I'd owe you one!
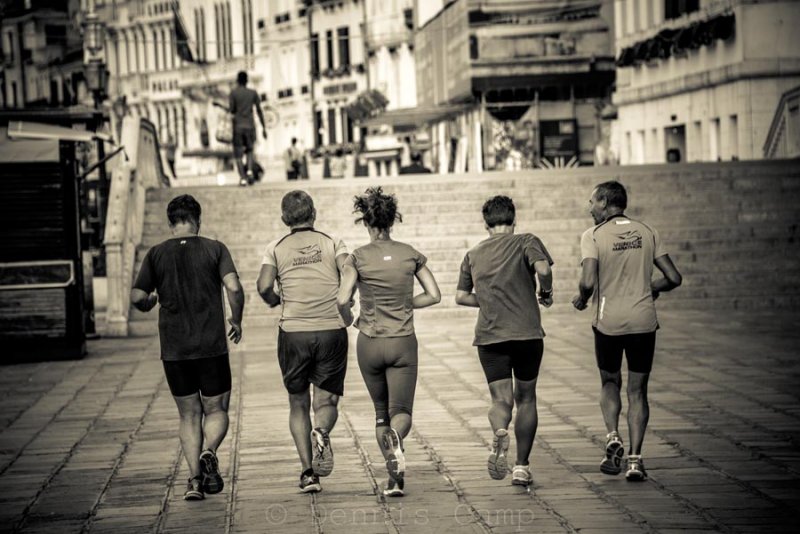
[612,230,642,251]
[292,244,323,266]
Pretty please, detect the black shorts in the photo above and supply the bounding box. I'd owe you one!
[593,328,656,374]
[233,128,256,156]
[477,339,544,384]
[162,353,232,397]
[278,328,348,396]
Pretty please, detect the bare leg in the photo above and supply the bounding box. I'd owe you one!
[311,386,339,432]
[289,390,313,471]
[599,369,623,434]
[174,393,204,478]
[626,371,650,455]
[201,391,231,453]
[487,378,514,432]
[512,378,538,466]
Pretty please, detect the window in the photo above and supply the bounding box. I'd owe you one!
[215,4,222,59]
[728,115,738,160]
[341,108,353,143]
[337,27,350,67]
[327,108,337,145]
[310,33,320,76]
[242,0,253,55]
[162,28,169,69]
[664,0,699,20]
[314,110,323,148]
[153,29,160,70]
[326,30,334,70]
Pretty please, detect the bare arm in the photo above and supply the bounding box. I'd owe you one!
[336,263,358,326]
[455,289,479,308]
[572,258,597,311]
[223,272,244,343]
[130,288,158,312]
[413,265,441,309]
[256,264,281,307]
[534,259,553,308]
[255,99,267,137]
[652,254,682,299]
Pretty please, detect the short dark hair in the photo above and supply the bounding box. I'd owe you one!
[594,181,627,210]
[353,187,402,231]
[482,195,515,228]
[167,194,201,227]
[291,137,297,145]
[411,151,422,163]
[237,71,248,85]
[281,190,315,226]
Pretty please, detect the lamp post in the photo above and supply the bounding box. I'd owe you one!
[83,11,108,109]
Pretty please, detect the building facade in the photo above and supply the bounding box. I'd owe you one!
[1,0,86,110]
[612,0,800,164]
[100,0,269,178]
[307,0,368,161]
[411,0,616,173]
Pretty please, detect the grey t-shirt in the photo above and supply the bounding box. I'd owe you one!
[345,240,427,337]
[457,233,553,346]
[262,228,348,332]
[580,215,666,335]
[229,86,260,130]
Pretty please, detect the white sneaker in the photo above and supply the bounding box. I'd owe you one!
[487,429,510,480]
[511,464,532,486]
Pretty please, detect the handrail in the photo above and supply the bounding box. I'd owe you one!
[103,116,169,336]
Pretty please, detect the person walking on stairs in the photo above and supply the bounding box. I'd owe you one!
[337,187,441,497]
[455,195,554,487]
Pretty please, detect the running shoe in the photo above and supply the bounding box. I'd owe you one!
[625,455,648,481]
[487,428,510,480]
[380,428,405,484]
[299,470,322,493]
[511,465,532,486]
[311,428,334,477]
[199,449,224,494]
[184,476,204,501]
[600,430,624,475]
[382,477,405,497]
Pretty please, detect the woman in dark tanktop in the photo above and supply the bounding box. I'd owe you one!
[337,187,441,497]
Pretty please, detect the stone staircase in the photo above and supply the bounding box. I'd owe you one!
[128,161,800,336]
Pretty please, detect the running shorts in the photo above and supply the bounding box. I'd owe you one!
[356,332,418,424]
[593,327,656,374]
[477,339,543,384]
[162,353,232,397]
[277,328,348,396]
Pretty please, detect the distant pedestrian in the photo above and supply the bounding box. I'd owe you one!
[228,71,267,186]
[399,152,432,175]
[131,194,244,501]
[337,187,441,497]
[285,137,303,180]
[455,195,554,487]
[572,181,682,481]
[329,148,346,178]
[256,191,349,493]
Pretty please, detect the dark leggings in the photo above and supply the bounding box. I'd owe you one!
[357,332,418,425]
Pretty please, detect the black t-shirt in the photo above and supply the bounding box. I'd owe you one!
[133,236,237,361]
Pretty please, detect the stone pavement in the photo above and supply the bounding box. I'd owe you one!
[1,308,799,533]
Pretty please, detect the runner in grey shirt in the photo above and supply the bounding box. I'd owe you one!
[337,187,440,497]
[573,181,682,481]
[257,190,349,493]
[456,195,553,487]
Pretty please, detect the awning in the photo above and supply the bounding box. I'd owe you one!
[0,127,59,163]
[7,120,112,143]
[362,104,474,128]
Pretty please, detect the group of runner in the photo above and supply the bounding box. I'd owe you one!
[130,180,682,501]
